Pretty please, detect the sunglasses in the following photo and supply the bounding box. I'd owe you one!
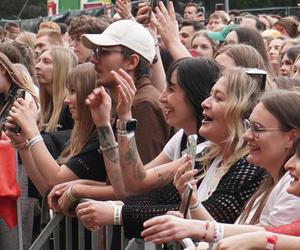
[245,68,267,91]
[91,47,123,59]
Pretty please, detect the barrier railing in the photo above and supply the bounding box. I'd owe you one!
[28,199,194,250]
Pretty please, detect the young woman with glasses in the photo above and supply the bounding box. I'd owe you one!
[141,89,300,250]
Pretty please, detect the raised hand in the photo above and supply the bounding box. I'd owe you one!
[152,1,179,47]
[115,0,133,20]
[86,86,112,127]
[111,68,136,122]
[152,1,191,59]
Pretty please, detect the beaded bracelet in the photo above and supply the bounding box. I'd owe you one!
[114,205,122,225]
[66,186,78,202]
[26,134,43,151]
[212,221,224,243]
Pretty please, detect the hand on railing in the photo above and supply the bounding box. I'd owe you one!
[142,214,200,244]
[76,200,123,231]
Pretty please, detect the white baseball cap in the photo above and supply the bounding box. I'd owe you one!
[82,20,155,63]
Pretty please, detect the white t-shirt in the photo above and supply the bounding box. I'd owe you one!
[258,172,300,226]
[163,129,208,160]
[163,129,185,160]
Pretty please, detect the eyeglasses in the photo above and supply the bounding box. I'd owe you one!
[92,47,123,59]
[243,119,282,138]
[245,68,267,92]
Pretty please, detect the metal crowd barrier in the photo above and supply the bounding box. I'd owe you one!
[28,198,194,250]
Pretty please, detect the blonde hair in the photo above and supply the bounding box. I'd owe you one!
[36,30,64,47]
[38,21,61,33]
[201,67,263,170]
[58,63,97,163]
[0,52,38,105]
[216,44,276,90]
[16,31,36,50]
[39,46,77,132]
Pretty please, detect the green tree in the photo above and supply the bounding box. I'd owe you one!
[230,0,298,9]
[0,0,46,20]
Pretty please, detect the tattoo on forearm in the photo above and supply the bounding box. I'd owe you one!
[153,167,175,187]
[97,127,119,163]
[125,138,146,180]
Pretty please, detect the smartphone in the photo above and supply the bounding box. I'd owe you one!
[11,89,25,134]
[186,134,197,170]
[215,3,224,11]
[179,183,193,218]
[143,0,154,25]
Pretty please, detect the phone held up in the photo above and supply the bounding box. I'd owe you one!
[143,0,169,24]
[0,88,26,135]
[186,134,197,170]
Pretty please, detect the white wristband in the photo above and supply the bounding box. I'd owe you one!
[26,134,43,150]
[114,205,122,225]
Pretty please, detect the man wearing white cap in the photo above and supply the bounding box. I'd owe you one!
[82,19,170,164]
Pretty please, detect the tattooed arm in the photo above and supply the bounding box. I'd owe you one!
[111,69,183,194]
[97,125,127,197]
[86,86,127,198]
[118,132,184,194]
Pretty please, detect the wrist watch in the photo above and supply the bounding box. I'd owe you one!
[116,119,137,133]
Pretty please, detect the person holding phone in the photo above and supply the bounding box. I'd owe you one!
[75,58,265,240]
[142,90,300,250]
[0,52,38,137]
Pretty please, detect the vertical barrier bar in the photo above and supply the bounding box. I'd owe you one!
[16,152,24,250]
[53,225,60,250]
[65,217,72,250]
[91,230,100,250]
[106,225,113,250]
[78,220,85,250]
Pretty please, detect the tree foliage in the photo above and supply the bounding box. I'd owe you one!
[0,0,46,20]
[230,0,298,9]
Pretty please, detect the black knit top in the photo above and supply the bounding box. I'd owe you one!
[122,157,267,239]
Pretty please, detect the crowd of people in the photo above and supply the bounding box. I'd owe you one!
[1,1,300,249]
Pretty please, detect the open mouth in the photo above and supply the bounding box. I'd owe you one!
[289,173,299,182]
[247,143,260,152]
[163,107,173,117]
[202,113,213,123]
